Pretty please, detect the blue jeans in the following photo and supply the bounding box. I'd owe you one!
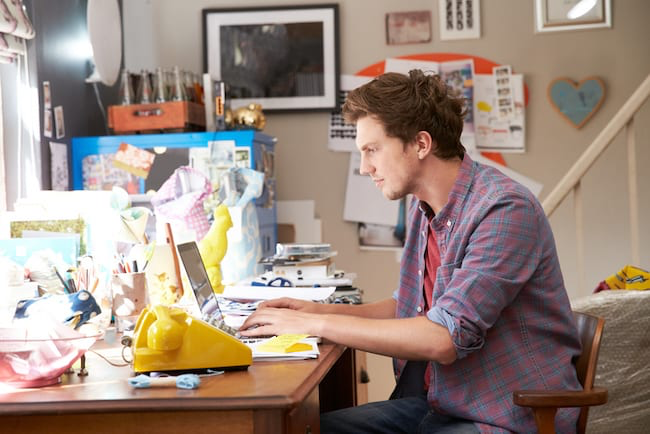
[321,395,479,434]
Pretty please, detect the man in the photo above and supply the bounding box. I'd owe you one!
[240,70,582,433]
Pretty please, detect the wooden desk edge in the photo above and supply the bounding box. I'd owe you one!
[0,343,348,416]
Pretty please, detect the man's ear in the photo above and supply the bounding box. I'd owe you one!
[414,131,434,159]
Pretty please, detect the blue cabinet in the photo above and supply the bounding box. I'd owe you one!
[71,131,277,258]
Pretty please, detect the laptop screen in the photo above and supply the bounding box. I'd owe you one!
[177,241,238,337]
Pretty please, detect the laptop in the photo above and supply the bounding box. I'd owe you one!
[177,241,254,340]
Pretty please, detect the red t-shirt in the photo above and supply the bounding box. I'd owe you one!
[423,222,440,390]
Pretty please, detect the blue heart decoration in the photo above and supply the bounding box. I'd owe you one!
[548,77,605,129]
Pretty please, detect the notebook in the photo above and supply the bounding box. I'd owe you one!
[177,241,251,340]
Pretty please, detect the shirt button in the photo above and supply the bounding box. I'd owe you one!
[446,220,452,227]
[418,269,423,276]
[416,306,423,313]
[421,230,426,238]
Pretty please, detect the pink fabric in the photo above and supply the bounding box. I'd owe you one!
[151,167,212,240]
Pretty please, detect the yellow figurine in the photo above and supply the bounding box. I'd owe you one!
[198,204,232,294]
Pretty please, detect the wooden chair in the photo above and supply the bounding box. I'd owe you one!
[513,312,608,434]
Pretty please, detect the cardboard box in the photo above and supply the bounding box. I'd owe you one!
[108,101,205,133]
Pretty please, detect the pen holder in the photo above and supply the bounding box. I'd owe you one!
[111,271,148,332]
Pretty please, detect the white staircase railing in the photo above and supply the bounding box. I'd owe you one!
[542,74,650,293]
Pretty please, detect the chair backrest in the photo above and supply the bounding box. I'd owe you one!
[573,311,605,432]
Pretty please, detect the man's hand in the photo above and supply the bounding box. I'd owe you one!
[238,306,323,337]
[255,297,321,313]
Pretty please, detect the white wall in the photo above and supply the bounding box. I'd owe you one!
[124,0,650,402]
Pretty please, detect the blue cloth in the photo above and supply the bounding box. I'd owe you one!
[321,395,478,434]
[128,374,200,389]
[14,290,101,329]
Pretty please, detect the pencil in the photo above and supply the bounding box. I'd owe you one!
[53,267,71,293]
[90,277,99,293]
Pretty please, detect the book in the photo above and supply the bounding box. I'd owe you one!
[275,243,331,258]
[272,260,336,280]
[202,74,226,132]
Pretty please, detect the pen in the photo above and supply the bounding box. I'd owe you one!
[53,267,71,293]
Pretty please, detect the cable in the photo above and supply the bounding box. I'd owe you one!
[88,349,130,367]
[92,81,110,135]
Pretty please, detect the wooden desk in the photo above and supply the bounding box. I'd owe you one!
[0,342,362,434]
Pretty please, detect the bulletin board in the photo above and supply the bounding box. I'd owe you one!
[339,53,537,249]
[355,52,531,166]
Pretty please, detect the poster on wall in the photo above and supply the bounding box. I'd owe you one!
[343,152,407,249]
[327,74,371,152]
[49,141,69,191]
[473,73,526,153]
[343,152,400,227]
[384,57,476,134]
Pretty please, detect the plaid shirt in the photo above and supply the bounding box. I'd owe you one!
[393,154,582,433]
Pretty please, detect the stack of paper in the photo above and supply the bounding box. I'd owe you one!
[217,286,336,330]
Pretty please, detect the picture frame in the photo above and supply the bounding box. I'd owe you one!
[535,0,611,33]
[438,0,481,41]
[203,4,340,112]
[385,11,432,45]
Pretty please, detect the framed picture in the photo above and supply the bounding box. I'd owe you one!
[386,11,432,45]
[438,0,481,40]
[203,4,340,112]
[535,0,611,33]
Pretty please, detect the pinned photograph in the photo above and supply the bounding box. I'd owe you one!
[208,139,235,168]
[42,81,51,109]
[234,146,251,168]
[493,65,515,119]
[43,109,53,138]
[113,142,156,179]
[54,105,65,139]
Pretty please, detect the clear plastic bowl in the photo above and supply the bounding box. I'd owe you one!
[0,327,99,388]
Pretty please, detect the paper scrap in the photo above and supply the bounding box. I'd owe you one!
[256,334,312,353]
[222,285,335,301]
[113,142,155,179]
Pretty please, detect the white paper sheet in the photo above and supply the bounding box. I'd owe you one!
[49,141,69,191]
[222,285,336,301]
[473,74,526,152]
[343,152,401,226]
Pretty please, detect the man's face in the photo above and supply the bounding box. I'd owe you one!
[355,116,419,201]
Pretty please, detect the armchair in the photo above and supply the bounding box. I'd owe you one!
[513,312,607,434]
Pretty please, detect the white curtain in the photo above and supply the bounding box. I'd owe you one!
[0,77,5,211]
[0,0,36,211]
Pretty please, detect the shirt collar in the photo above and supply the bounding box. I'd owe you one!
[418,153,476,229]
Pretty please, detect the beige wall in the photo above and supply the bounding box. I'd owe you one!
[129,0,650,402]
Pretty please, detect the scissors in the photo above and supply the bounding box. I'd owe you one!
[251,277,293,287]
